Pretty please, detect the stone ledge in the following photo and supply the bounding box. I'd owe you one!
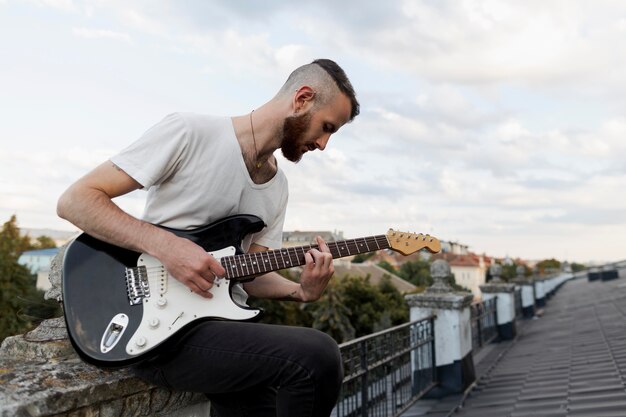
[0,247,211,417]
[0,352,209,417]
[0,320,209,417]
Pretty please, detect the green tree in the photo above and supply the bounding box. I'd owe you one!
[376,260,395,274]
[32,235,57,249]
[501,264,518,281]
[249,269,313,327]
[537,258,561,275]
[0,216,62,343]
[351,252,375,263]
[334,274,408,339]
[398,259,432,288]
[0,217,37,341]
[250,270,409,343]
[307,280,355,343]
[376,275,410,326]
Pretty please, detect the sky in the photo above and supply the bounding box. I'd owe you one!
[1,0,625,264]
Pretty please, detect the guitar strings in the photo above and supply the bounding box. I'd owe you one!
[134,234,393,285]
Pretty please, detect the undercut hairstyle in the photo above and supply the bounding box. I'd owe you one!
[277,59,360,121]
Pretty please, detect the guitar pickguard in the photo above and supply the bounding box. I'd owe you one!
[125,246,261,356]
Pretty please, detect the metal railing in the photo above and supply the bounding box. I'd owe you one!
[334,317,436,417]
[470,298,498,351]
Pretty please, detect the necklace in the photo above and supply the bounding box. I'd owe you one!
[249,110,264,169]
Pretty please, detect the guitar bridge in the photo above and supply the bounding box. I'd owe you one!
[126,266,150,305]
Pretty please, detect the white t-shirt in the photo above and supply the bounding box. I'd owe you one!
[111,113,289,251]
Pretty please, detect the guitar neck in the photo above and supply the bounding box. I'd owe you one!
[221,235,391,281]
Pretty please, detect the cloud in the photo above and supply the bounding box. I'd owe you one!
[293,1,626,95]
[72,27,132,43]
[26,0,76,12]
[4,0,626,263]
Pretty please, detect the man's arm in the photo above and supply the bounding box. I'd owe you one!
[57,161,225,298]
[243,237,334,302]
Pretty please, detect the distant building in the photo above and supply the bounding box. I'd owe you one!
[18,248,60,291]
[440,241,470,255]
[446,253,489,299]
[282,230,344,247]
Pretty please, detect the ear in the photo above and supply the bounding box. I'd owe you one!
[293,86,316,113]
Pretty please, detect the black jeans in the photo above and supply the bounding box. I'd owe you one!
[131,321,343,417]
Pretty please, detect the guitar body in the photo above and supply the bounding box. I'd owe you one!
[62,214,265,368]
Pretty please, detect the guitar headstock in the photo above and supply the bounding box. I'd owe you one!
[386,229,441,255]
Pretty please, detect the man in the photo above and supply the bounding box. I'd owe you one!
[57,59,359,417]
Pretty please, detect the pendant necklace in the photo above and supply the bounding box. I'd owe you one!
[249,110,264,169]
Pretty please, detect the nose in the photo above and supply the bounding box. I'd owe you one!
[315,134,331,151]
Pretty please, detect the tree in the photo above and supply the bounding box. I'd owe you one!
[351,252,375,264]
[307,280,355,343]
[32,235,57,249]
[249,269,313,327]
[0,215,61,343]
[376,260,395,274]
[536,258,561,275]
[398,259,432,288]
[332,274,408,339]
[1,216,37,341]
[376,275,410,326]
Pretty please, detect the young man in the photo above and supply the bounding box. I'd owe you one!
[57,59,360,417]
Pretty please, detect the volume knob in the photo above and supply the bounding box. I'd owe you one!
[135,336,147,348]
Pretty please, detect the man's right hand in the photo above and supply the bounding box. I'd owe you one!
[156,235,226,298]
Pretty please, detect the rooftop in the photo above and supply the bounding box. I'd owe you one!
[407,266,626,417]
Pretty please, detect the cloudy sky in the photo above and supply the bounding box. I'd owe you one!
[1,0,625,264]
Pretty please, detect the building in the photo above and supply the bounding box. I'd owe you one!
[282,230,344,247]
[18,248,60,291]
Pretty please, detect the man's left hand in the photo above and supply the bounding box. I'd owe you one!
[298,236,335,302]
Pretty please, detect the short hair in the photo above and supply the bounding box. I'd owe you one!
[278,59,360,121]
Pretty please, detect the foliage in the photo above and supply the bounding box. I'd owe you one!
[376,275,411,326]
[571,262,586,272]
[308,280,355,342]
[250,269,313,327]
[536,258,561,275]
[397,259,432,287]
[351,252,375,264]
[0,215,61,343]
[322,274,408,340]
[376,260,395,274]
[250,270,409,344]
[30,235,57,250]
[497,263,530,282]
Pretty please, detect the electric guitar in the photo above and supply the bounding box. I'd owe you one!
[62,214,441,367]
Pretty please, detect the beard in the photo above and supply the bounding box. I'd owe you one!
[280,111,312,163]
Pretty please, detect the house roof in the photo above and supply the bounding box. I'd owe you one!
[333,262,417,293]
[430,252,485,268]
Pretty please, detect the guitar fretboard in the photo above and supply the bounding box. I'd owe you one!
[220,235,390,281]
